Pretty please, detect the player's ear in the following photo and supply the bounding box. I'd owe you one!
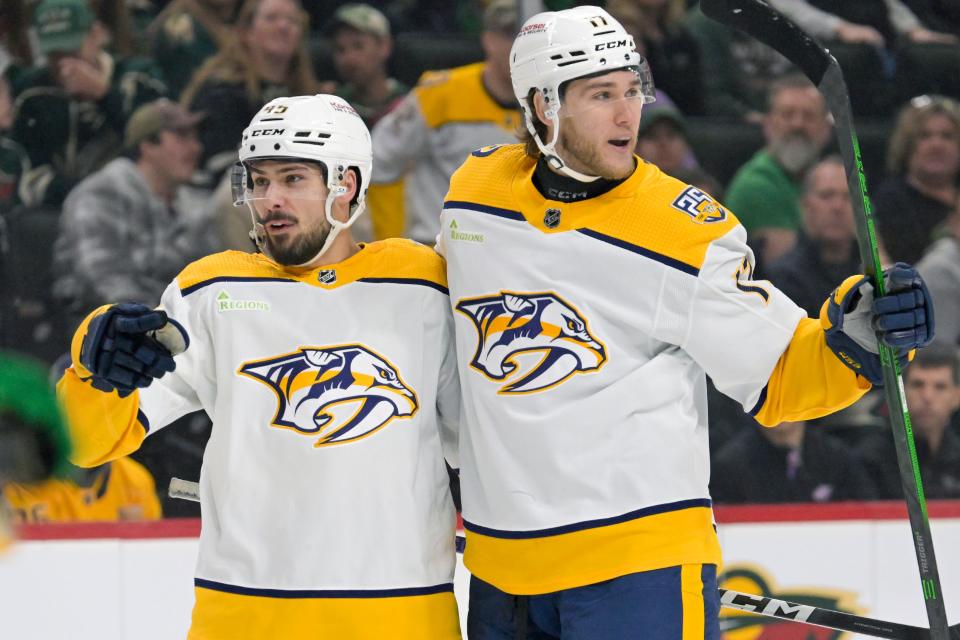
[533,91,551,127]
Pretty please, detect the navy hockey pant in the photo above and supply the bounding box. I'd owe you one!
[466,563,720,639]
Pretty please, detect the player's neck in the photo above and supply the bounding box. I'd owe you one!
[533,156,628,202]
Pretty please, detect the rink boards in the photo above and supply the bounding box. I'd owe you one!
[3,502,960,639]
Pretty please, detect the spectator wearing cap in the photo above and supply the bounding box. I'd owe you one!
[148,0,242,99]
[53,98,216,325]
[327,3,407,129]
[368,0,521,243]
[636,100,700,178]
[10,0,167,208]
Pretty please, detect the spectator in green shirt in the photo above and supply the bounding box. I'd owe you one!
[725,74,832,268]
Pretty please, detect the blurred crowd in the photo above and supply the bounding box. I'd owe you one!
[0,0,959,523]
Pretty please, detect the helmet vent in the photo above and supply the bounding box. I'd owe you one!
[294,131,311,137]
[570,50,585,56]
[260,118,284,122]
[557,59,587,68]
[549,54,563,60]
[294,140,326,146]
[594,29,615,36]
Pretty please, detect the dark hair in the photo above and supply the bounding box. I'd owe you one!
[908,343,960,385]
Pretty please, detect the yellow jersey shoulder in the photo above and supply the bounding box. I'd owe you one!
[589,163,741,271]
[362,238,448,289]
[447,144,532,212]
[414,62,519,130]
[177,250,282,293]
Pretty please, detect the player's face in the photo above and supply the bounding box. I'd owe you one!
[248,161,332,266]
[905,365,960,437]
[554,70,642,180]
[908,113,960,183]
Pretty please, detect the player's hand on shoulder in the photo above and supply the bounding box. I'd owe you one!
[76,303,189,397]
[821,262,934,385]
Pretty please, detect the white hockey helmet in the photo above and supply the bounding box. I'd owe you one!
[510,6,656,181]
[234,94,372,266]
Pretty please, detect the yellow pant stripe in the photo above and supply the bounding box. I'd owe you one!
[681,564,706,640]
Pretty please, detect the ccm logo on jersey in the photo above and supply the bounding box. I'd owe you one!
[671,186,728,224]
[238,345,419,447]
[456,292,606,394]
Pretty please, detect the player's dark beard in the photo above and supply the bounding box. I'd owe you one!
[260,213,331,266]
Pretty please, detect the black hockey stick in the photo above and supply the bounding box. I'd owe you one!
[719,588,931,639]
[699,1,952,638]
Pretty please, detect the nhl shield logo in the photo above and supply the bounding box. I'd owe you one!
[544,208,562,228]
[318,269,337,284]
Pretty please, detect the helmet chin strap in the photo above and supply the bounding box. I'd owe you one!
[246,184,363,269]
[529,107,601,183]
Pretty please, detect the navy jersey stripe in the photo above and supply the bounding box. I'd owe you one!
[181,276,298,297]
[136,409,151,434]
[443,200,525,221]
[358,277,449,295]
[749,384,769,417]
[576,228,700,276]
[194,578,454,599]
[462,498,712,539]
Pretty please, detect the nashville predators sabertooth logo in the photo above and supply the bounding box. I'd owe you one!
[238,345,419,447]
[456,292,607,394]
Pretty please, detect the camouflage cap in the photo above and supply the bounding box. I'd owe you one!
[33,0,95,56]
[328,4,391,38]
[483,0,519,36]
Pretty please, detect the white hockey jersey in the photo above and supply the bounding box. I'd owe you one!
[58,240,462,639]
[439,145,870,595]
[371,63,521,244]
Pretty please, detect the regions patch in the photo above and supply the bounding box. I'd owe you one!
[671,186,728,224]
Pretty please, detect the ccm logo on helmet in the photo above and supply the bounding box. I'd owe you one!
[595,39,628,51]
[251,129,285,137]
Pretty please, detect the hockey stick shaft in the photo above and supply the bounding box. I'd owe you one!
[168,477,200,502]
[698,2,950,636]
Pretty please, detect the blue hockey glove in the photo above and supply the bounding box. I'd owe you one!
[821,262,935,385]
[77,303,189,397]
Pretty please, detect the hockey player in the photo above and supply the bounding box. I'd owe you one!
[57,94,461,639]
[439,7,934,639]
